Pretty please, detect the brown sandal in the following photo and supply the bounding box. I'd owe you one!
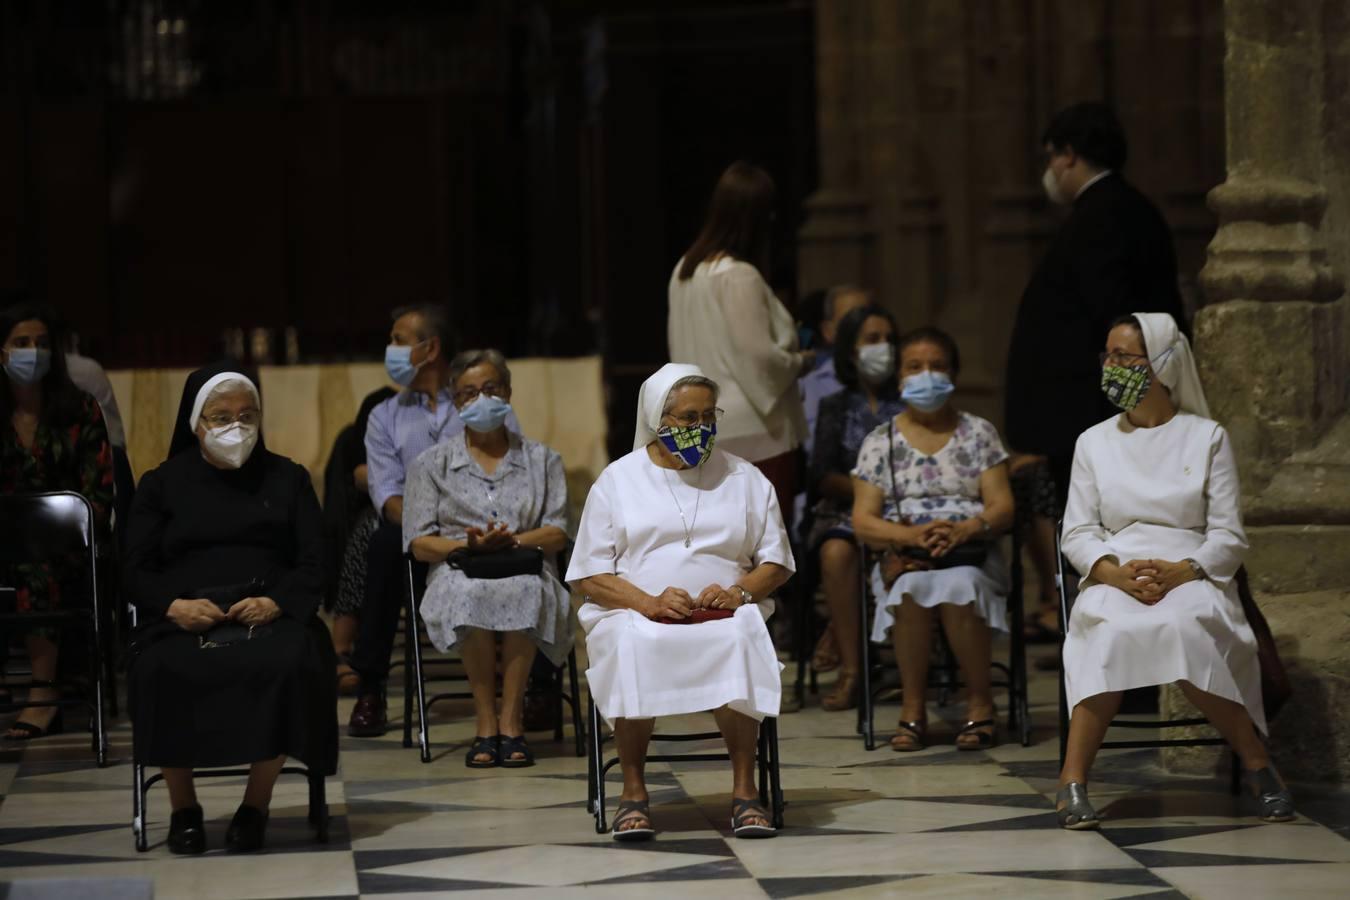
[955,718,998,751]
[890,719,927,752]
[811,623,840,673]
[821,672,859,711]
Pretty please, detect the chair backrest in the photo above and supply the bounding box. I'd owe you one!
[1054,518,1074,623]
[0,491,96,567]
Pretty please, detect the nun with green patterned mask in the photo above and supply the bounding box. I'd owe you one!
[1055,311,1295,832]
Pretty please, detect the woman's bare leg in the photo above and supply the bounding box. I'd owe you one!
[819,539,861,677]
[892,599,933,723]
[162,768,198,812]
[458,628,500,761]
[1058,691,1124,787]
[938,602,995,745]
[713,706,769,827]
[1176,681,1272,771]
[498,632,537,761]
[6,635,59,735]
[242,755,287,810]
[614,717,656,826]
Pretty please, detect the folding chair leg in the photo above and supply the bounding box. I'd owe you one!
[589,696,608,834]
[552,665,565,744]
[89,629,109,767]
[409,613,431,764]
[132,762,148,852]
[568,650,585,758]
[309,772,330,843]
[757,727,769,806]
[766,718,785,830]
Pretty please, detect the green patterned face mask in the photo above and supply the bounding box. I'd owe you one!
[1100,363,1152,411]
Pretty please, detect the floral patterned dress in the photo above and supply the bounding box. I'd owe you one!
[1,396,114,615]
[852,410,1011,635]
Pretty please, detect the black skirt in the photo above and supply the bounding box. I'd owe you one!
[128,616,338,772]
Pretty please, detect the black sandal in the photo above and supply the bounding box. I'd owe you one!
[731,797,776,839]
[498,734,535,768]
[612,800,655,842]
[956,718,998,751]
[4,681,64,742]
[465,734,501,768]
[890,719,927,752]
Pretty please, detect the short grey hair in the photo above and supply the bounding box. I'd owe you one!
[662,375,720,415]
[448,348,511,389]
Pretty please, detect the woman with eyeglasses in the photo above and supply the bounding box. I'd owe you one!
[401,349,572,769]
[1056,312,1294,830]
[124,363,337,854]
[567,364,794,842]
[1,299,114,741]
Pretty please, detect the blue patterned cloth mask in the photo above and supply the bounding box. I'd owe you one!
[658,423,716,468]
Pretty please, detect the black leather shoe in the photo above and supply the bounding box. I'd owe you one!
[225,804,269,853]
[348,690,388,737]
[167,804,206,855]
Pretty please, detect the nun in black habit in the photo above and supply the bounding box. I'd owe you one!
[124,363,338,854]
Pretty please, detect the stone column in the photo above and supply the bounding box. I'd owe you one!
[797,0,877,296]
[1175,0,1350,783]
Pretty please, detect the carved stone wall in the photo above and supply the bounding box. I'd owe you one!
[799,0,1225,425]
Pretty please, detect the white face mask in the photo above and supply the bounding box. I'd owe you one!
[856,343,896,385]
[1042,165,1068,205]
[202,422,259,469]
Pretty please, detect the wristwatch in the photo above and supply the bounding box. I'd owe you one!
[732,585,754,605]
[1185,558,1207,580]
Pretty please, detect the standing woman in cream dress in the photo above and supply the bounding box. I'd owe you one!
[1057,312,1295,830]
[667,161,810,519]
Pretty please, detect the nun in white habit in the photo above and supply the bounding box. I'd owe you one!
[566,363,793,842]
[1056,312,1295,830]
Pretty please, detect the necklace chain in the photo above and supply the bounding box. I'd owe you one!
[662,464,703,548]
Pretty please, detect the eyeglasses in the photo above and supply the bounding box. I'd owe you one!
[1099,350,1149,367]
[201,410,260,428]
[663,408,724,428]
[453,382,505,406]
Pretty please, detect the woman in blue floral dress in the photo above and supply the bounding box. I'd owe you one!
[851,328,1014,751]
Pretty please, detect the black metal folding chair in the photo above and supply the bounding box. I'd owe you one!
[585,695,785,834]
[1054,522,1240,794]
[0,491,110,766]
[401,553,585,763]
[856,533,1032,750]
[126,604,330,851]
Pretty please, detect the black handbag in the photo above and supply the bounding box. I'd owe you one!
[888,420,991,570]
[447,547,544,580]
[194,578,274,648]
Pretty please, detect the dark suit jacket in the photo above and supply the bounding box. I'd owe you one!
[1004,173,1186,458]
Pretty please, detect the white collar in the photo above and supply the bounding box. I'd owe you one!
[1075,169,1114,199]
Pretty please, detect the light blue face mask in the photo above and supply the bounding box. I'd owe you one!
[901,370,955,412]
[3,347,52,385]
[459,393,513,433]
[384,342,426,387]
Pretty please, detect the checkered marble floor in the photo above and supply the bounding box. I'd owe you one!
[1,638,1347,899]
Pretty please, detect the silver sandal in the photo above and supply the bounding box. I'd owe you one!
[1249,767,1296,823]
[1056,783,1101,830]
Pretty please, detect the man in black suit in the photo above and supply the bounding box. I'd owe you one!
[1005,103,1187,509]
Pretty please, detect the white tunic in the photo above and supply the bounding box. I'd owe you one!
[1061,412,1265,732]
[565,447,794,721]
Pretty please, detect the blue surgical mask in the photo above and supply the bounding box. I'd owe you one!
[901,370,955,412]
[3,347,52,385]
[384,343,425,387]
[459,393,513,433]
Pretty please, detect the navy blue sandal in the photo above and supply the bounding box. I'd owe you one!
[499,734,535,768]
[465,734,500,768]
